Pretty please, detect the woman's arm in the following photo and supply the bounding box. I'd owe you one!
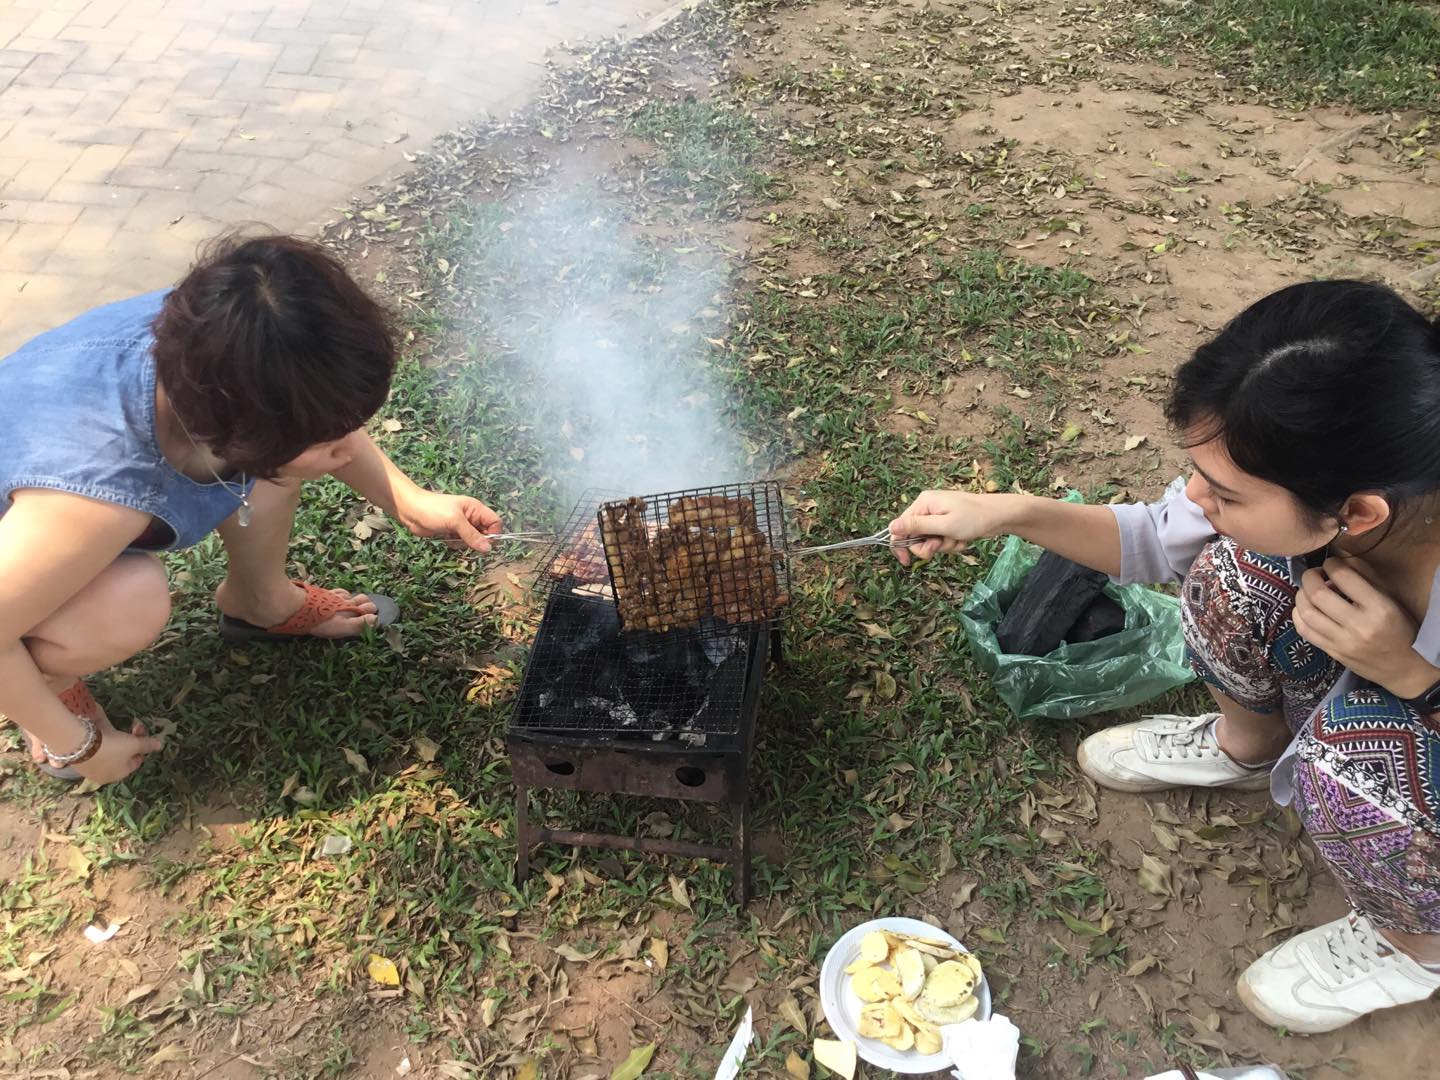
[890,491,1124,576]
[330,432,502,550]
[0,490,157,770]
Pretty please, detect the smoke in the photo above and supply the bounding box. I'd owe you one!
[467,186,747,501]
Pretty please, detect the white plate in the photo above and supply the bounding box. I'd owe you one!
[818,916,992,1076]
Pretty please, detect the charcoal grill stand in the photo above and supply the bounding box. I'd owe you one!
[511,626,778,906]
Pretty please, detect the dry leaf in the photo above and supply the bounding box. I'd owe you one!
[342,747,369,774]
[1123,433,1147,451]
[516,1061,540,1080]
[1138,854,1173,897]
[668,874,691,910]
[951,879,978,909]
[413,736,439,762]
[1124,954,1160,977]
[367,954,401,987]
[648,938,669,971]
[555,944,599,963]
[779,993,808,1035]
[144,1044,190,1067]
[610,1042,656,1080]
[874,670,898,701]
[786,1051,811,1080]
[381,418,403,433]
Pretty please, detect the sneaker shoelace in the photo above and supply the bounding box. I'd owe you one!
[1138,716,1223,762]
[1308,915,1388,985]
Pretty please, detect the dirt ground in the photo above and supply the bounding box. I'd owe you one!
[2,0,1437,1078]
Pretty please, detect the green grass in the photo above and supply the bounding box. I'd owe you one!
[1131,0,1440,110]
[630,100,779,204]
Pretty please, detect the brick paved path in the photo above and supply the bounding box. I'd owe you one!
[0,0,660,354]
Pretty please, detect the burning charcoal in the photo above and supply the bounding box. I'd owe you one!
[698,627,742,665]
[681,731,707,747]
[538,691,554,708]
[610,702,640,726]
[687,692,713,727]
[621,632,664,666]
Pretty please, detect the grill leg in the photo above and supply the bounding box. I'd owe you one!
[731,794,752,906]
[769,624,783,668]
[515,785,532,886]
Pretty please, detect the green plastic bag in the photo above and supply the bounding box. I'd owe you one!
[958,500,1194,720]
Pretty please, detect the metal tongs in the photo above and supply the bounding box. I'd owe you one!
[787,526,941,557]
[426,531,554,545]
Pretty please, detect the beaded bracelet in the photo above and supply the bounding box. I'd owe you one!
[43,714,101,768]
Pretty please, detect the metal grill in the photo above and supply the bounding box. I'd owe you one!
[509,589,754,746]
[532,489,621,608]
[598,481,790,635]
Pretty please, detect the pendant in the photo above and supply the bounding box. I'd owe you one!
[238,500,253,527]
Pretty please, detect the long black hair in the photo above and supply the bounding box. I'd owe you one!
[1167,280,1440,530]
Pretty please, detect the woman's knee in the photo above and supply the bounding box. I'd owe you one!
[101,555,172,649]
[34,554,172,663]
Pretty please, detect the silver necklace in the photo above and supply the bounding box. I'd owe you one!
[172,413,253,527]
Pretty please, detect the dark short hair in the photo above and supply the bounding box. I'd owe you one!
[152,232,395,477]
[1167,280,1440,525]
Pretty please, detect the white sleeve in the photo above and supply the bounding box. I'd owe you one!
[1106,477,1216,586]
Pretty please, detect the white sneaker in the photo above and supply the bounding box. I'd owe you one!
[1238,911,1440,1033]
[1075,714,1273,793]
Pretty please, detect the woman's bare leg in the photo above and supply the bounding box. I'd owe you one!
[1206,686,1293,766]
[212,477,379,638]
[18,553,171,758]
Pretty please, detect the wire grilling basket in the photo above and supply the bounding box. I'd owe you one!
[534,482,791,635]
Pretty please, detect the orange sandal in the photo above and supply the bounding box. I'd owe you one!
[218,581,400,644]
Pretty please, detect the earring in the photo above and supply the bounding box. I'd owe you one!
[1337,524,1349,535]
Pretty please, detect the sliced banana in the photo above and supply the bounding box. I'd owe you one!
[891,998,939,1035]
[844,928,985,1059]
[857,1003,892,1039]
[916,993,980,1026]
[894,947,926,1001]
[852,966,902,1003]
[881,1018,915,1052]
[959,951,983,981]
[919,960,976,1007]
[859,931,890,964]
[902,938,961,958]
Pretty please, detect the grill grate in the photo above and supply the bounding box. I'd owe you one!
[532,489,622,608]
[599,481,790,634]
[509,589,754,746]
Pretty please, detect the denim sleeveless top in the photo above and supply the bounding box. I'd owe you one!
[0,290,255,551]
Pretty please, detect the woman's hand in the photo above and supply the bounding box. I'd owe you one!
[71,718,164,787]
[398,490,503,552]
[889,490,1017,566]
[1293,558,1440,697]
